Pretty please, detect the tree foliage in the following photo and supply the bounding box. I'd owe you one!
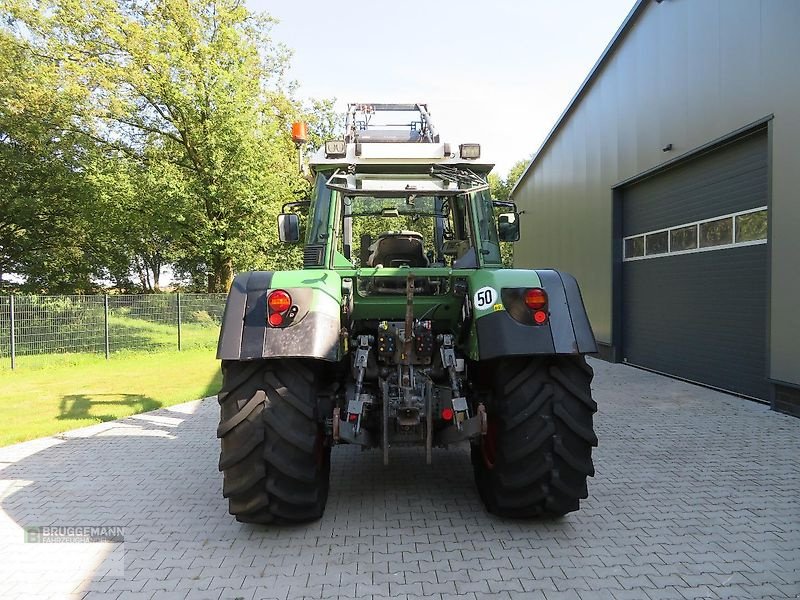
[0,26,107,292]
[489,158,529,267]
[1,0,338,292]
[489,158,529,203]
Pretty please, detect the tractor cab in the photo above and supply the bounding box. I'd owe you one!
[279,103,520,273]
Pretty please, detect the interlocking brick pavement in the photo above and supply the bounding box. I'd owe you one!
[0,359,797,599]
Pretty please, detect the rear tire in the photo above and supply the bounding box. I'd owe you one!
[472,355,597,517]
[217,359,330,524]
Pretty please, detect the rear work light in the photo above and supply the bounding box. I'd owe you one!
[459,143,481,159]
[325,140,346,158]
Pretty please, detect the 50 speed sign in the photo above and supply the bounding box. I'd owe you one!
[473,286,497,310]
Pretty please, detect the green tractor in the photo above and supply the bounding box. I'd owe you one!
[216,103,598,523]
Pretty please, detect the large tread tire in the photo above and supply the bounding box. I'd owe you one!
[472,355,597,518]
[217,359,330,524]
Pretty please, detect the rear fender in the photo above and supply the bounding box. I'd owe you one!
[471,269,597,360]
[217,270,343,361]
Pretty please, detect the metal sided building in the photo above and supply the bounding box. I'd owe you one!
[510,0,800,416]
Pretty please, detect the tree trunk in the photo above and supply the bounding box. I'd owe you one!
[208,252,233,292]
[134,256,151,292]
[146,257,161,293]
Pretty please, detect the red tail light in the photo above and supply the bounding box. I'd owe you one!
[524,288,547,310]
[267,290,292,313]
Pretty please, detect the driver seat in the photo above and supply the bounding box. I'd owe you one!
[367,231,428,268]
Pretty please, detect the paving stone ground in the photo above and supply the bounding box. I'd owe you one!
[0,359,798,600]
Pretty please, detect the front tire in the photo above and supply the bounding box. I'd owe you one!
[217,359,330,524]
[472,356,597,517]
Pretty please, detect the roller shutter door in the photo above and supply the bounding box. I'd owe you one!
[621,130,769,400]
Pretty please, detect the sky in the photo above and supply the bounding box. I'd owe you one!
[247,0,637,177]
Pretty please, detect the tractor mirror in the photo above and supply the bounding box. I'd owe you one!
[277,213,300,243]
[498,212,520,242]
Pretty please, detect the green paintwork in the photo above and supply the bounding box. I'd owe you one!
[456,268,543,360]
[332,251,352,268]
[339,267,542,317]
[463,268,543,316]
[270,269,342,313]
[269,265,544,361]
[271,169,547,361]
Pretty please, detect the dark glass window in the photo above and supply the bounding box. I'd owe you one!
[473,190,502,265]
[624,236,644,258]
[645,231,668,255]
[735,210,767,242]
[670,225,698,252]
[700,217,733,248]
[307,173,333,244]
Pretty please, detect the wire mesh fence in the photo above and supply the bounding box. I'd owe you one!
[108,294,177,353]
[0,293,227,369]
[0,296,9,366]
[180,294,228,350]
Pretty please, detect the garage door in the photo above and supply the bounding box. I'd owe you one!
[621,130,769,400]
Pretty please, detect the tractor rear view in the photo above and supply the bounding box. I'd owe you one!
[216,103,598,523]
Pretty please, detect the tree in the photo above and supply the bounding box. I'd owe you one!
[489,158,530,267]
[489,158,529,202]
[5,0,314,292]
[0,26,108,292]
[84,150,185,292]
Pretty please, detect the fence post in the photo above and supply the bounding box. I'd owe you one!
[176,293,182,351]
[103,295,110,360]
[9,295,15,370]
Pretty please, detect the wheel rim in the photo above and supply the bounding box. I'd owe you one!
[481,419,498,469]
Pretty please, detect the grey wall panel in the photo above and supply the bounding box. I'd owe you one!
[512,0,800,386]
[622,132,767,236]
[656,3,689,148]
[761,2,800,385]
[686,1,722,134]
[622,245,768,400]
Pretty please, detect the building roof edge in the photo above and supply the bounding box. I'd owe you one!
[510,0,649,199]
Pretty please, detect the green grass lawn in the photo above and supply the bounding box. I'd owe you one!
[105,313,221,352]
[0,348,222,446]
